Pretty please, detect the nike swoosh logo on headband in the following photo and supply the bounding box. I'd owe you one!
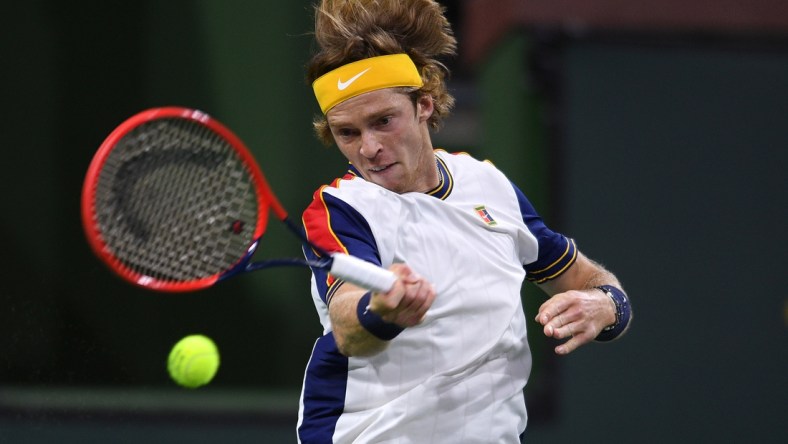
[337,68,371,90]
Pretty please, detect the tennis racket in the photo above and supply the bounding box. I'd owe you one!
[81,106,396,293]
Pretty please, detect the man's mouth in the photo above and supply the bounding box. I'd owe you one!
[369,163,395,173]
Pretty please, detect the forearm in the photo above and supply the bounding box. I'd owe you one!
[328,263,435,357]
[540,253,621,296]
[582,258,622,291]
[329,284,389,357]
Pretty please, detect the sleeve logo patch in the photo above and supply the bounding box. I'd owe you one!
[474,205,497,226]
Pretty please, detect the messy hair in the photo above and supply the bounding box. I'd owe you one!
[307,0,457,145]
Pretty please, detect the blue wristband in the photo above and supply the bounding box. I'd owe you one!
[356,292,405,341]
[594,285,632,342]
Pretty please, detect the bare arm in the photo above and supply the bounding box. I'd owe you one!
[329,263,436,357]
[535,252,627,355]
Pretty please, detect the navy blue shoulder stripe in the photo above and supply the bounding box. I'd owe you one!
[303,191,382,305]
[510,181,578,282]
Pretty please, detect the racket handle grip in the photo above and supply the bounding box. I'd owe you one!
[330,253,397,293]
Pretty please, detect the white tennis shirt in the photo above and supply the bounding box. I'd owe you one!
[298,150,576,443]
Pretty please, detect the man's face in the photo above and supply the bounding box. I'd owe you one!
[326,88,436,194]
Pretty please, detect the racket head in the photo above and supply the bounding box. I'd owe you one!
[81,107,278,292]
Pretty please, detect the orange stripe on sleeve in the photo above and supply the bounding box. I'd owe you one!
[303,185,349,256]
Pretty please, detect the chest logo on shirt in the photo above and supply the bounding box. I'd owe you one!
[474,205,498,226]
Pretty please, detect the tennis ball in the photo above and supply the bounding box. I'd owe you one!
[167,334,220,388]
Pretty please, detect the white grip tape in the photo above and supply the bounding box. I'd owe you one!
[329,253,397,293]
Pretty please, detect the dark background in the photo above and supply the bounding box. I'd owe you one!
[2,1,786,442]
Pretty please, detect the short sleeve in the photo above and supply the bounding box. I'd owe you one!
[511,182,578,283]
[302,187,381,305]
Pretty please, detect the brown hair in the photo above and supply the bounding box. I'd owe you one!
[307,0,457,145]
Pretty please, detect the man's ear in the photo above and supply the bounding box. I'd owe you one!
[416,94,434,123]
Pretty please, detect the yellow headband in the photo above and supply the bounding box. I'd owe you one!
[312,54,423,114]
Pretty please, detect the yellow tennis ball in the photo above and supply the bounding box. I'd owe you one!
[167,335,220,388]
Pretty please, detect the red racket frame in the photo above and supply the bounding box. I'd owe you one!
[81,107,289,292]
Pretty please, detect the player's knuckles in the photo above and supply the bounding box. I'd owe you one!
[384,314,402,325]
[374,296,403,314]
[401,314,420,327]
[399,293,422,310]
[389,263,411,275]
[402,284,432,307]
[392,312,416,327]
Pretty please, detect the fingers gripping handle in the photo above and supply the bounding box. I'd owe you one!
[329,253,397,293]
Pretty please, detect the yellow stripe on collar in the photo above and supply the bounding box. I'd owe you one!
[312,54,423,114]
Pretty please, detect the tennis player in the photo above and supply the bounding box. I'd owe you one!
[297,1,632,442]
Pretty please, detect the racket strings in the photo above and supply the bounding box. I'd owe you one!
[94,118,260,282]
